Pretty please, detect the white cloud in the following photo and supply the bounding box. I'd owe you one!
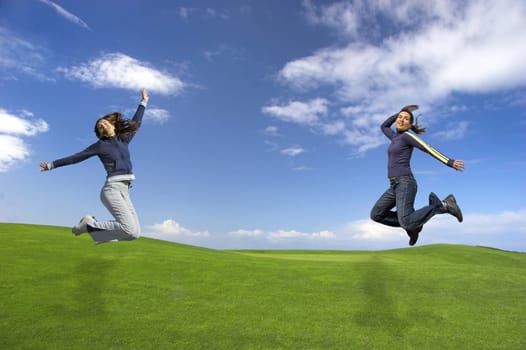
[38,0,91,30]
[177,7,195,19]
[416,209,526,251]
[342,128,385,154]
[263,140,279,152]
[426,209,526,235]
[0,109,49,136]
[268,229,336,241]
[319,120,346,136]
[292,166,312,171]
[146,219,209,237]
[232,228,336,242]
[228,227,338,247]
[0,135,29,172]
[204,44,245,61]
[346,208,526,251]
[144,219,213,247]
[177,6,229,20]
[142,209,526,252]
[204,8,230,20]
[262,98,328,125]
[229,229,264,237]
[432,121,469,140]
[267,0,526,155]
[58,53,185,95]
[145,107,172,124]
[263,126,280,137]
[281,147,305,157]
[0,109,49,172]
[349,219,404,242]
[303,0,360,38]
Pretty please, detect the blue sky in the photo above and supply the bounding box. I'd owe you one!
[1,0,525,251]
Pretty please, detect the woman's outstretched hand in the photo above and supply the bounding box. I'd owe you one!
[40,162,50,172]
[453,159,464,172]
[141,88,149,104]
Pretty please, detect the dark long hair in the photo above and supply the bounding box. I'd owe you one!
[94,112,139,139]
[400,105,426,134]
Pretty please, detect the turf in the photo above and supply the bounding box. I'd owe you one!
[0,223,525,349]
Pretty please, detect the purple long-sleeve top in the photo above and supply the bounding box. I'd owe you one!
[381,114,455,178]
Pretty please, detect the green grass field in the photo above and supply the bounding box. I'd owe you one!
[1,223,524,349]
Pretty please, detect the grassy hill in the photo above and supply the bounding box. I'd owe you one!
[1,223,524,350]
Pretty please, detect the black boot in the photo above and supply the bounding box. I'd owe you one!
[443,194,463,222]
[406,226,422,246]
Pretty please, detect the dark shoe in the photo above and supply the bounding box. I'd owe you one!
[407,226,422,246]
[72,215,94,235]
[429,192,441,207]
[443,194,463,222]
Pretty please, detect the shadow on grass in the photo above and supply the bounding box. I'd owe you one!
[71,257,116,319]
[353,258,410,336]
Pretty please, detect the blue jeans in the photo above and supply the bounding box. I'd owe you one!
[370,175,446,232]
[87,179,140,244]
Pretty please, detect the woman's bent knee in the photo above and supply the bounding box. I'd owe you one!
[122,225,140,239]
[370,211,383,223]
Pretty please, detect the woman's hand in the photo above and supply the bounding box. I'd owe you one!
[141,88,149,104]
[453,159,464,172]
[40,162,50,172]
[401,104,419,112]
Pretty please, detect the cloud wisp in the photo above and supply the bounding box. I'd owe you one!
[281,147,306,157]
[38,0,91,30]
[0,27,52,81]
[177,6,230,20]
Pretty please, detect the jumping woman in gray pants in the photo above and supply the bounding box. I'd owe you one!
[40,89,149,244]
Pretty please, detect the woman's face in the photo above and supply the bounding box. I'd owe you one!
[396,111,412,132]
[97,118,116,137]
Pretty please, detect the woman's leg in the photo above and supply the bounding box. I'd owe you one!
[87,181,141,244]
[370,185,401,227]
[395,176,445,231]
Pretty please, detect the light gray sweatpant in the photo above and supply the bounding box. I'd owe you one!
[88,178,140,244]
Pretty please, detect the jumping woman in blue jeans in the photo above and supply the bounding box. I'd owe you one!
[370,105,464,246]
[40,89,149,244]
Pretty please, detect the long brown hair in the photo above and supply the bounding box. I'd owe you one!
[400,105,426,134]
[94,112,139,139]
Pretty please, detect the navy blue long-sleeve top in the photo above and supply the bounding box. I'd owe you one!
[381,114,455,178]
[52,103,145,177]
